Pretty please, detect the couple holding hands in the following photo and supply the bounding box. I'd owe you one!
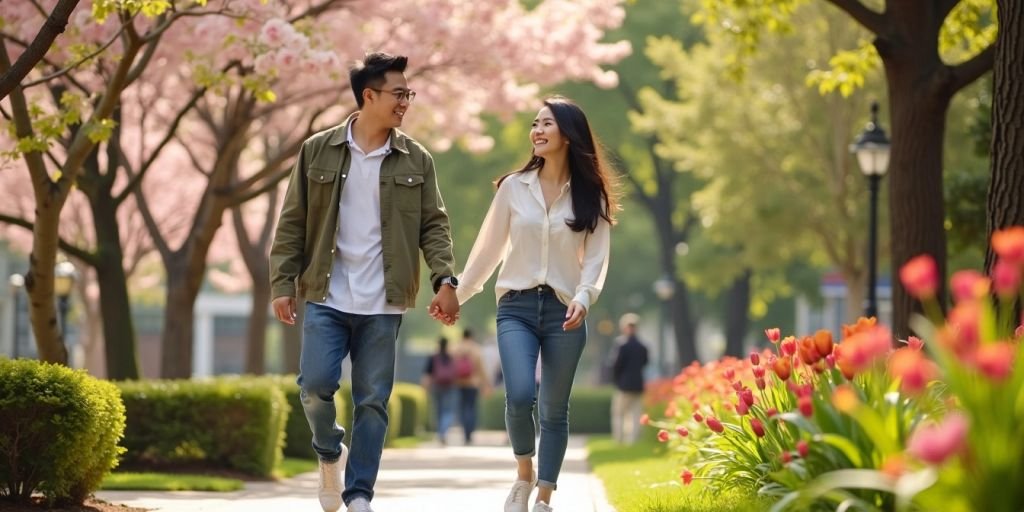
[269,52,617,512]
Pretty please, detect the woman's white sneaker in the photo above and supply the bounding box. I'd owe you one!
[532,501,554,512]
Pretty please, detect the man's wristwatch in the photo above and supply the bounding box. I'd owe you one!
[440,276,459,290]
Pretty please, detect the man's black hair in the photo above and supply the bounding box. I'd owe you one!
[349,52,408,108]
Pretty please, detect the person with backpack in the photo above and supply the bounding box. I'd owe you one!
[453,329,492,445]
[422,336,459,445]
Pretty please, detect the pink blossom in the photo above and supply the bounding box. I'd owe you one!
[907,413,969,465]
[900,254,939,299]
[259,19,293,48]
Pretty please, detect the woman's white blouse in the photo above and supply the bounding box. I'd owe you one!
[456,170,611,311]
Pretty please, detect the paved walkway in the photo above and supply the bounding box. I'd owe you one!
[97,431,615,512]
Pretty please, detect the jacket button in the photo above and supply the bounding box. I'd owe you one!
[326,273,331,278]
[319,175,324,180]
[407,177,413,183]
[342,174,347,178]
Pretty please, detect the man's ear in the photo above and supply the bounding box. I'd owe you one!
[362,87,375,106]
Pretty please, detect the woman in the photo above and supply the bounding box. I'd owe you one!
[421,336,459,446]
[453,96,616,512]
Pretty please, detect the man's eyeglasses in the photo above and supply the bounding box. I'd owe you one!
[369,88,416,103]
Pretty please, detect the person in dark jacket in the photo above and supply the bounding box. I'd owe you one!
[610,313,648,445]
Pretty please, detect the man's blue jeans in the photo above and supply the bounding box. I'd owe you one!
[496,286,587,490]
[298,303,402,505]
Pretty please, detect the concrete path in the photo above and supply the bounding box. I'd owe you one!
[97,431,615,512]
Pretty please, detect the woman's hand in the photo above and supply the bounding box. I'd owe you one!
[563,301,586,331]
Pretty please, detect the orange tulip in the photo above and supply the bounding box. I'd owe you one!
[992,226,1024,265]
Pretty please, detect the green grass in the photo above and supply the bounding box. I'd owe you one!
[275,457,319,478]
[389,433,430,448]
[100,472,243,491]
[586,436,771,512]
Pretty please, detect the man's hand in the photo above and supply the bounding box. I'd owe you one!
[563,301,586,331]
[272,296,297,325]
[428,285,460,326]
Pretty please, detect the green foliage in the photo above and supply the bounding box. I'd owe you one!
[0,359,126,505]
[117,377,288,477]
[91,0,179,23]
[393,382,428,438]
[100,472,243,491]
[479,387,614,433]
[587,436,770,511]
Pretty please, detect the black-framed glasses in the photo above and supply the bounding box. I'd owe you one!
[369,88,416,103]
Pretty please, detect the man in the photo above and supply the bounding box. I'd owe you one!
[610,313,648,445]
[270,52,460,512]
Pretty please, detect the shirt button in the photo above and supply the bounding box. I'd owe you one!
[326,273,331,278]
[322,296,327,300]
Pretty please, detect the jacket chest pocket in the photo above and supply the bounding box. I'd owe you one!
[391,174,423,212]
[307,167,338,211]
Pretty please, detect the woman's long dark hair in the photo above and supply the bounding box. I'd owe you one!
[500,96,619,233]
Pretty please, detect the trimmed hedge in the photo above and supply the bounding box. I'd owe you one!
[480,386,614,434]
[117,378,288,477]
[0,359,126,505]
[393,383,427,438]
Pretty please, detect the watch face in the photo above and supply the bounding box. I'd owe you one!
[449,276,459,286]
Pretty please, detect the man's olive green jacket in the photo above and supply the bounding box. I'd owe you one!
[270,115,455,308]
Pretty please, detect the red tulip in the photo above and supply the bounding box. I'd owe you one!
[657,429,669,442]
[706,416,724,433]
[780,451,792,464]
[798,396,813,417]
[693,412,703,423]
[750,352,760,365]
[796,440,809,458]
[750,418,765,438]
[680,470,694,485]
[765,328,781,344]
[900,254,939,299]
[780,337,797,356]
[676,427,689,438]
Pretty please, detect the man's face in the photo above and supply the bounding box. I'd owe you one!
[364,71,412,128]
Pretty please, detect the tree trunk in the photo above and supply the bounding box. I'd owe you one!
[245,270,271,374]
[670,279,698,369]
[160,258,202,378]
[723,269,751,358]
[987,0,1024,269]
[877,36,953,337]
[651,204,698,369]
[90,189,141,379]
[26,208,68,364]
[844,267,868,324]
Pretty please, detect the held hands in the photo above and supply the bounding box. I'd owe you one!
[272,296,297,325]
[563,301,586,331]
[429,285,460,326]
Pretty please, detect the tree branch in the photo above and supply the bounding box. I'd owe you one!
[823,0,886,34]
[949,42,995,93]
[0,212,97,264]
[0,0,80,100]
[22,25,125,89]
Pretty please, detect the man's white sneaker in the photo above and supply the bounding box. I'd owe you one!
[318,444,348,512]
[346,496,373,512]
[504,474,536,512]
[532,501,554,512]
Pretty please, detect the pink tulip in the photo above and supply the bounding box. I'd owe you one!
[735,400,749,416]
[676,427,689,438]
[781,337,797,356]
[693,412,703,423]
[1016,324,1024,339]
[900,255,939,299]
[991,259,1022,298]
[974,342,1016,381]
[950,270,990,302]
[888,348,937,395]
[905,336,924,351]
[750,352,760,365]
[640,414,650,425]
[907,413,968,465]
[992,226,1024,265]
[657,429,669,442]
[765,328,781,344]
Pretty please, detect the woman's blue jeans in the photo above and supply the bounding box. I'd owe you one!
[496,286,587,490]
[297,303,402,505]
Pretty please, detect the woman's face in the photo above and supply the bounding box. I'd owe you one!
[530,106,567,158]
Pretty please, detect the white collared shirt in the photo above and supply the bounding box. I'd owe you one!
[456,170,611,311]
[321,122,406,315]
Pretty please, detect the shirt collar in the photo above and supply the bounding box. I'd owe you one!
[328,112,410,154]
[517,169,571,191]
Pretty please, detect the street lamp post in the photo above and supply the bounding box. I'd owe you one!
[54,261,77,340]
[850,101,891,319]
[9,273,24,358]
[653,275,676,376]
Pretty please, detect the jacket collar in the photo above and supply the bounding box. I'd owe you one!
[327,112,410,154]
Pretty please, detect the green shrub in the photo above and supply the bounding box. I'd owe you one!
[479,387,614,434]
[0,359,126,505]
[392,383,427,437]
[117,378,287,477]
